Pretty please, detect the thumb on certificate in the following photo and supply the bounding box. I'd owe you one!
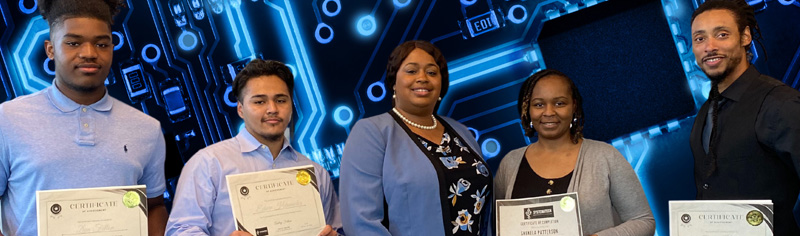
[229,230,253,236]
[318,225,337,236]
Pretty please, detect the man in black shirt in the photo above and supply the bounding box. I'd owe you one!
[689,0,800,234]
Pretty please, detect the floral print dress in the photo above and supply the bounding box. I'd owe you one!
[416,128,492,236]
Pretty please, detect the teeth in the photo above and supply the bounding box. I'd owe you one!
[706,58,720,62]
[413,89,429,92]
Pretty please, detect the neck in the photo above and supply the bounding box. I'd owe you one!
[534,135,578,153]
[393,107,435,126]
[54,78,106,105]
[717,63,750,93]
[264,137,285,160]
[248,129,286,160]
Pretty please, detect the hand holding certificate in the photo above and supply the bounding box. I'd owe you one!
[670,200,774,236]
[36,185,148,236]
[227,165,327,236]
[496,192,582,236]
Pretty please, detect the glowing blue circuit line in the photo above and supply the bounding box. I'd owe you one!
[445,76,526,116]
[413,0,437,39]
[370,0,382,15]
[451,57,526,86]
[783,43,800,84]
[312,0,322,22]
[478,119,519,136]
[458,101,516,123]
[123,0,135,52]
[450,46,525,74]
[634,139,650,172]
[285,0,327,152]
[396,0,425,44]
[353,8,400,120]
[200,1,224,143]
[0,1,16,97]
[150,0,221,142]
[446,0,562,67]
[265,0,328,153]
[13,16,49,93]
[224,2,254,59]
[430,30,461,44]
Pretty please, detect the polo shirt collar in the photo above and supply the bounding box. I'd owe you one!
[236,130,297,161]
[47,84,113,113]
[720,65,758,102]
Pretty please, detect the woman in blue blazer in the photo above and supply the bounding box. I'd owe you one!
[340,40,492,236]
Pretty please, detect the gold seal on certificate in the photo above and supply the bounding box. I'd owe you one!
[669,200,774,236]
[226,165,326,236]
[36,185,148,236]
[496,192,583,236]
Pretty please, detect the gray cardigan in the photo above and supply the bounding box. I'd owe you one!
[494,139,655,236]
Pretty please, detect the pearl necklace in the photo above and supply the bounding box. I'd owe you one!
[392,108,437,130]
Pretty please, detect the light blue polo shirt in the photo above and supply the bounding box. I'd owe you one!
[0,85,166,236]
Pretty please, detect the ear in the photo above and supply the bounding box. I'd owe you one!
[45,39,54,60]
[237,101,244,119]
[741,26,752,47]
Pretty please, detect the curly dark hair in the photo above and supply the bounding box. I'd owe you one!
[38,0,124,28]
[517,69,584,144]
[691,0,764,61]
[385,40,449,109]
[232,59,294,102]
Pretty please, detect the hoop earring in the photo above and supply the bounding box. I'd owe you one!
[529,121,534,129]
[570,117,577,129]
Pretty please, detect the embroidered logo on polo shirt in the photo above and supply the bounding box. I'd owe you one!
[124,145,128,153]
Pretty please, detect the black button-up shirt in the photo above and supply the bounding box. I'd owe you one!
[690,65,800,235]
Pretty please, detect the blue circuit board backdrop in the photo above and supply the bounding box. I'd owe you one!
[1,0,799,234]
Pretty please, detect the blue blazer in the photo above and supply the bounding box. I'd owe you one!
[340,113,485,235]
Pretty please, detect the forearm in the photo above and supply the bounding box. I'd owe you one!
[148,197,168,236]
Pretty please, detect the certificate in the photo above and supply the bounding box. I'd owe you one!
[496,192,582,236]
[36,185,148,236]
[670,200,773,235]
[226,165,326,236]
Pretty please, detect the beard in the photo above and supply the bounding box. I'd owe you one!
[702,52,744,83]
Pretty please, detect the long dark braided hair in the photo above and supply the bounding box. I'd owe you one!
[691,0,763,177]
[517,69,584,144]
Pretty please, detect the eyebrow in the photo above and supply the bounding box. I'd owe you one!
[692,26,731,35]
[249,94,290,99]
[63,33,112,41]
[403,62,439,68]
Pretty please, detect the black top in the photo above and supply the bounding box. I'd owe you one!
[511,153,573,198]
[390,112,492,236]
[690,65,800,235]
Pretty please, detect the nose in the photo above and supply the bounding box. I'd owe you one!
[543,104,556,116]
[703,38,719,53]
[78,44,98,59]
[264,101,278,114]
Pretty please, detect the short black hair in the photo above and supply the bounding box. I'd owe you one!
[517,69,584,143]
[386,40,449,107]
[691,0,764,60]
[232,59,294,101]
[38,0,124,29]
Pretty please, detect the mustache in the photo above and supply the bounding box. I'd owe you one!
[702,52,724,61]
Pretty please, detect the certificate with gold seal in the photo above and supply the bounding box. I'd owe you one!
[226,165,326,236]
[496,192,582,236]
[669,200,773,235]
[36,185,148,236]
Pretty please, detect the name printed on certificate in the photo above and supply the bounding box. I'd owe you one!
[496,192,582,236]
[670,200,773,236]
[36,185,148,236]
[227,165,326,236]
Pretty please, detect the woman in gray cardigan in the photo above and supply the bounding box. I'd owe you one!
[494,69,655,236]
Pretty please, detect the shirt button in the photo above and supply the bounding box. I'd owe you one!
[83,123,89,128]
[82,108,87,112]
[702,184,709,190]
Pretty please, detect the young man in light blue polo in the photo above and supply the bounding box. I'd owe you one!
[0,0,168,235]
